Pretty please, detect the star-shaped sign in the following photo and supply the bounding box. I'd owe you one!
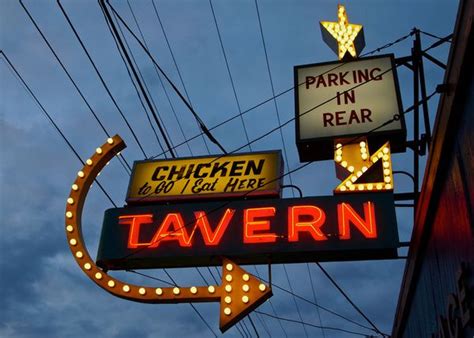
[320,5,365,60]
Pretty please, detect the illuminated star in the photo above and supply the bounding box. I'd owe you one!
[320,5,365,60]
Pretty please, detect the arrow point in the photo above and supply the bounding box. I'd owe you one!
[219,259,273,333]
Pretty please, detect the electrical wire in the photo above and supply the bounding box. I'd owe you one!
[253,0,295,195]
[252,266,288,338]
[316,262,386,336]
[99,0,177,159]
[106,0,227,154]
[149,0,212,155]
[419,29,452,42]
[162,269,219,337]
[126,269,175,286]
[109,6,176,158]
[97,0,166,157]
[422,33,453,53]
[56,0,149,159]
[307,264,326,338]
[0,51,118,208]
[263,276,374,332]
[208,0,252,152]
[254,311,370,337]
[19,0,132,175]
[126,0,194,157]
[282,264,309,337]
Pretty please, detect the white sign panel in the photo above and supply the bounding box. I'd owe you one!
[295,55,403,141]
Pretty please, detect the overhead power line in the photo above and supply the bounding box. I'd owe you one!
[109,6,177,158]
[162,270,219,338]
[99,0,176,158]
[105,0,228,154]
[96,1,166,157]
[316,262,386,336]
[126,0,194,157]
[306,264,326,338]
[208,0,252,152]
[56,0,149,159]
[254,311,370,337]
[1,51,117,207]
[253,0,296,194]
[150,0,211,155]
[18,0,132,175]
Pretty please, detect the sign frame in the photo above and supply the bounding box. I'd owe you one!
[294,53,406,162]
[125,150,284,204]
[97,192,400,271]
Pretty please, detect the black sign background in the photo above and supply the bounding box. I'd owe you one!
[96,192,399,270]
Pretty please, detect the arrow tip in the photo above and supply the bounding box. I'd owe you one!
[219,258,273,333]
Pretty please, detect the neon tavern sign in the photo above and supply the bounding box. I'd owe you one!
[118,202,377,249]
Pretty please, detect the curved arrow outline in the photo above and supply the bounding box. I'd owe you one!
[64,135,272,332]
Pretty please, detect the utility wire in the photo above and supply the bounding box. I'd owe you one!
[163,269,219,337]
[56,0,148,159]
[253,0,295,194]
[208,0,252,152]
[126,269,175,286]
[97,0,166,157]
[263,276,374,332]
[126,0,194,157]
[254,311,370,337]
[422,33,453,53]
[109,6,176,158]
[248,314,260,338]
[99,0,176,158]
[0,51,118,208]
[149,0,211,155]
[282,265,309,337]
[107,0,227,154]
[19,0,132,174]
[307,264,326,337]
[419,29,452,42]
[316,263,386,336]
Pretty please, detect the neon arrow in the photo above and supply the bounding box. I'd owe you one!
[64,135,272,332]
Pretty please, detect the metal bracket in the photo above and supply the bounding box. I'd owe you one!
[405,134,427,156]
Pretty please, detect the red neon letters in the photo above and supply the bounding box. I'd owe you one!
[243,207,277,243]
[288,205,327,241]
[119,202,378,249]
[338,202,377,239]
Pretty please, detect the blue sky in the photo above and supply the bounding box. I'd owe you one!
[0,0,458,337]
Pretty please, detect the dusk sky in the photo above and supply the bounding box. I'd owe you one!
[0,0,459,337]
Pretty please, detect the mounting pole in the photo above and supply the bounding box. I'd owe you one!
[412,29,421,211]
